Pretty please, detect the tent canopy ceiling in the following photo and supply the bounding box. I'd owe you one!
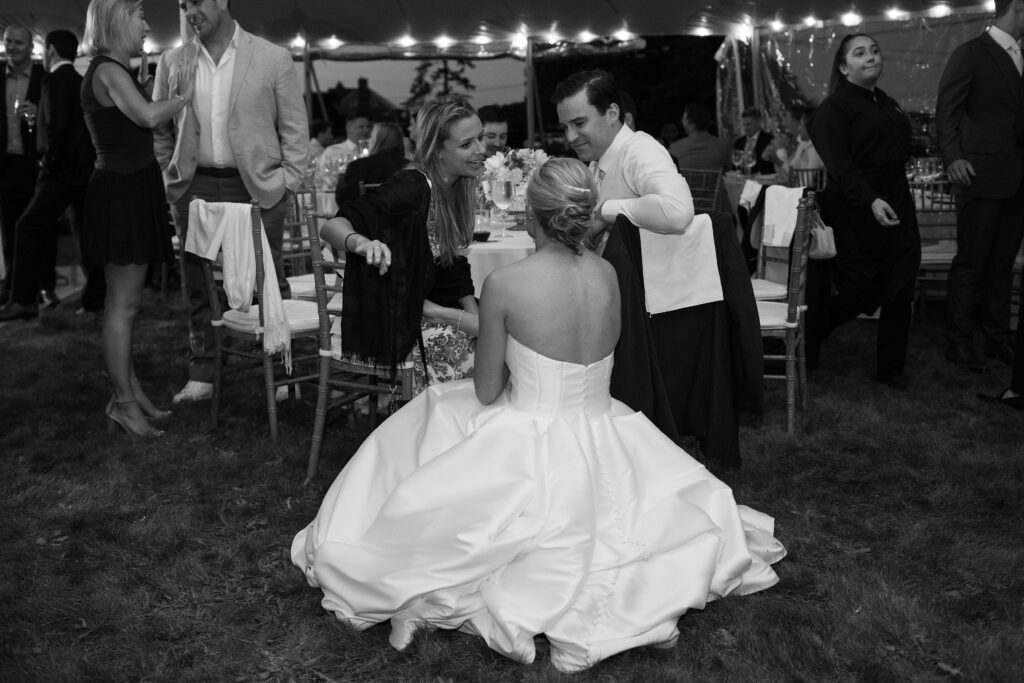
[0,1,994,58]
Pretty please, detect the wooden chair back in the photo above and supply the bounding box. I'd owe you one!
[679,168,722,213]
[789,167,825,191]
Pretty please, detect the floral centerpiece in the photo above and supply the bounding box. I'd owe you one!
[479,148,549,212]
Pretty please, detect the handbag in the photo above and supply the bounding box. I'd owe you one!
[808,214,837,260]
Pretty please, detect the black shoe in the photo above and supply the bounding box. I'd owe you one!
[0,302,39,321]
[977,389,1024,411]
[38,289,61,308]
[879,373,910,391]
[985,341,1015,368]
[946,343,988,374]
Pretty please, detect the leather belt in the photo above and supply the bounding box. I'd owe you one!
[195,166,240,178]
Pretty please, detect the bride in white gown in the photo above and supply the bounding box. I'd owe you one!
[292,158,785,673]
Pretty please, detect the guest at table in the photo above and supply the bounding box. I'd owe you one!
[670,102,732,172]
[335,122,408,205]
[770,105,824,185]
[733,108,774,176]
[81,0,192,435]
[936,0,1024,372]
[317,114,371,183]
[477,105,509,157]
[307,119,333,162]
[808,33,920,389]
[320,95,484,393]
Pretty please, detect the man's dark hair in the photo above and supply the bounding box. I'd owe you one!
[996,0,1014,18]
[683,102,712,131]
[45,29,78,61]
[552,69,622,121]
[741,107,762,120]
[477,105,507,125]
[310,119,332,137]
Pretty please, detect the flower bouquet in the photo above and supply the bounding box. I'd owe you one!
[479,148,549,213]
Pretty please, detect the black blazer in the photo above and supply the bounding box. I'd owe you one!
[936,31,1024,199]
[39,63,95,186]
[733,130,774,175]
[0,61,45,167]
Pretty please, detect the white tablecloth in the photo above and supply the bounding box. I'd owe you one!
[467,229,534,297]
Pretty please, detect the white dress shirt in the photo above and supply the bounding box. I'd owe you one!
[989,25,1023,75]
[593,125,723,313]
[195,22,240,169]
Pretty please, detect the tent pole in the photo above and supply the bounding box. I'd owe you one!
[751,29,763,111]
[303,39,313,123]
[526,39,536,147]
[732,37,745,117]
[308,63,328,124]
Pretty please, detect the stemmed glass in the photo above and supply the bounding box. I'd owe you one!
[492,179,514,239]
[731,149,744,173]
[745,151,758,176]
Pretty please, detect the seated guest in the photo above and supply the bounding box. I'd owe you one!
[307,119,333,162]
[477,105,509,157]
[670,102,732,172]
[733,107,775,175]
[769,105,825,183]
[619,90,638,131]
[335,122,409,205]
[316,114,372,184]
[319,96,484,393]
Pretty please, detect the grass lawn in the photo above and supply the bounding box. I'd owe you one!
[1,291,1022,682]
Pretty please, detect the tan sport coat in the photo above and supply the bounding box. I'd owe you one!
[153,25,309,208]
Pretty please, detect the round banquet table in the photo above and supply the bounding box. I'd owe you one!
[467,229,535,297]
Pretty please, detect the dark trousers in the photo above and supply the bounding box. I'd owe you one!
[946,189,1024,351]
[1013,313,1024,394]
[10,172,106,309]
[1,154,37,287]
[650,301,741,467]
[169,174,290,382]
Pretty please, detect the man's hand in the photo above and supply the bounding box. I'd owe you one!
[946,159,974,187]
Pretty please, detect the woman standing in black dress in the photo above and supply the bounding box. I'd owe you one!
[808,33,921,388]
[81,0,193,436]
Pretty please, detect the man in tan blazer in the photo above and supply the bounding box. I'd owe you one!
[154,0,308,403]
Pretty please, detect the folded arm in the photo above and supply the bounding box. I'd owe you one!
[599,140,694,234]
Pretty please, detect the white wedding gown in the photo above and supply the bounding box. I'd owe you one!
[292,336,786,672]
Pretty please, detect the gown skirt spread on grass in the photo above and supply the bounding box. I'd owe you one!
[81,55,174,268]
[292,336,785,673]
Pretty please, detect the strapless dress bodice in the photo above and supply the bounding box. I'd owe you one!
[505,336,613,417]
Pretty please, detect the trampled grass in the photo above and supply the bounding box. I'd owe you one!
[1,292,1022,682]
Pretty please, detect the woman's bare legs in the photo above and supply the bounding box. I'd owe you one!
[103,262,161,436]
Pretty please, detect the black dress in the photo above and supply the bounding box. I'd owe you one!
[808,80,921,380]
[81,55,173,268]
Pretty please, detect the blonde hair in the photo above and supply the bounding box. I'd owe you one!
[526,158,597,255]
[82,0,142,57]
[412,95,478,265]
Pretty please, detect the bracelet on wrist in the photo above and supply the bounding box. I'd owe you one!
[344,233,361,252]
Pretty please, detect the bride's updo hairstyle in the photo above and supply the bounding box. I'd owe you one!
[526,158,597,255]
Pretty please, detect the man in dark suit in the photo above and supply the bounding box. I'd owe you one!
[670,102,732,172]
[0,30,104,322]
[936,0,1024,371]
[0,25,44,306]
[732,107,774,176]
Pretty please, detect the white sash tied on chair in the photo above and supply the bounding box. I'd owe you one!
[186,199,293,372]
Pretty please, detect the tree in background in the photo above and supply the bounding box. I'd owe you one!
[406,59,476,109]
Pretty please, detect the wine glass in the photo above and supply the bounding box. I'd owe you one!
[745,151,758,176]
[731,149,744,173]
[492,179,514,239]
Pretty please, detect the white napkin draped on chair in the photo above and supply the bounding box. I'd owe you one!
[186,199,293,371]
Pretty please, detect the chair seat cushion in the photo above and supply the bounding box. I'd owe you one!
[222,298,321,334]
[751,277,787,301]
[757,300,794,329]
[287,272,338,300]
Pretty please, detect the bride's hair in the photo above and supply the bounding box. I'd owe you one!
[526,158,597,255]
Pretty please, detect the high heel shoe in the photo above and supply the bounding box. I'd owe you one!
[131,386,172,420]
[106,397,164,437]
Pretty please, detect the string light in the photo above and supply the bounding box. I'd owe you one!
[841,11,862,26]
[321,35,343,50]
[396,35,416,48]
[434,35,454,49]
[613,28,634,42]
[289,34,305,49]
[803,15,818,27]
[885,7,910,20]
[929,4,952,17]
[577,30,596,42]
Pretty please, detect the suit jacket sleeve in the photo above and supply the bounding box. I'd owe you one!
[153,52,175,171]
[41,71,75,175]
[272,48,309,193]
[935,43,971,168]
